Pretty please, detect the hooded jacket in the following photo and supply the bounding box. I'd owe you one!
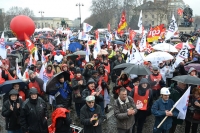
[129,78,153,110]
[2,89,23,130]
[20,97,48,133]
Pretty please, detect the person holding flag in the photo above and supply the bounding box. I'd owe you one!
[151,87,178,133]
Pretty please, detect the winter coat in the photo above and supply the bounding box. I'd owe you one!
[80,104,103,133]
[71,76,86,103]
[185,95,200,124]
[129,78,153,111]
[20,97,48,133]
[113,96,137,130]
[2,98,23,130]
[151,98,178,130]
[169,86,185,125]
[81,87,104,104]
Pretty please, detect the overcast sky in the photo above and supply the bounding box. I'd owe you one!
[0,0,199,21]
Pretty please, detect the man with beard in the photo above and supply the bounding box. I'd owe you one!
[148,66,165,99]
[129,78,153,133]
[20,88,48,133]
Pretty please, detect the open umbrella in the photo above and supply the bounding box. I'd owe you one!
[111,40,125,45]
[73,50,86,56]
[144,52,174,63]
[68,42,82,52]
[172,75,200,85]
[153,43,178,52]
[124,65,152,75]
[113,63,134,70]
[98,49,108,55]
[184,63,200,72]
[175,43,194,49]
[0,79,27,94]
[46,72,70,94]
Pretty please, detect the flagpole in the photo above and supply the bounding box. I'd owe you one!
[157,86,191,128]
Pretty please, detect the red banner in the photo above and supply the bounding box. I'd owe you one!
[24,33,36,53]
[147,24,164,42]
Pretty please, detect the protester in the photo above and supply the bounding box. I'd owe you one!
[151,87,178,133]
[148,66,165,99]
[20,88,48,133]
[71,67,86,118]
[129,78,153,133]
[113,87,137,133]
[48,104,72,133]
[80,95,103,133]
[2,89,23,133]
[50,74,72,109]
[169,82,186,133]
[185,87,200,133]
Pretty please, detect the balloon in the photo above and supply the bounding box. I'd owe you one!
[10,15,35,41]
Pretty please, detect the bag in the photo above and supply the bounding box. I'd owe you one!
[193,112,200,120]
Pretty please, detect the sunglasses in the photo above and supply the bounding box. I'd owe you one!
[87,101,95,104]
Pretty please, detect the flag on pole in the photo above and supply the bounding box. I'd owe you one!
[174,86,191,119]
[34,46,39,61]
[173,42,189,68]
[195,37,200,54]
[165,14,178,40]
[16,58,22,79]
[0,32,7,59]
[138,10,143,34]
[117,10,128,33]
[83,23,93,32]
[129,43,144,65]
[56,37,61,46]
[41,48,46,63]
[24,33,36,54]
[85,39,91,62]
[139,34,146,51]
[93,31,101,59]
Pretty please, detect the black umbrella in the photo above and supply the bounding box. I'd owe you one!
[111,40,124,45]
[113,63,134,70]
[0,79,27,94]
[171,75,200,85]
[124,65,152,75]
[46,72,70,94]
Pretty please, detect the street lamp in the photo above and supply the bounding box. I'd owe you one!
[39,11,44,28]
[76,3,84,29]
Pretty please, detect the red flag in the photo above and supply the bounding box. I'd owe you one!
[24,33,36,53]
[107,23,110,32]
[117,10,128,34]
[129,30,136,44]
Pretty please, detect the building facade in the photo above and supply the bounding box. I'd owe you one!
[33,17,73,29]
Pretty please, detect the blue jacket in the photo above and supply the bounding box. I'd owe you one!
[151,98,178,130]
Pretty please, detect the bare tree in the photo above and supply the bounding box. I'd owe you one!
[4,6,35,29]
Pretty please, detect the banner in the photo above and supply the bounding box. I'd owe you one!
[0,32,6,59]
[138,10,143,34]
[129,43,144,65]
[24,33,36,53]
[139,34,146,51]
[83,23,93,32]
[117,10,128,33]
[165,15,178,40]
[147,24,164,42]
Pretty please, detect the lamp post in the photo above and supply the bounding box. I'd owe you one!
[39,11,44,28]
[76,3,84,29]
